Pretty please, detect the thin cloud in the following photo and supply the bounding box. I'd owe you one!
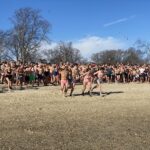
[129,15,136,19]
[104,15,136,27]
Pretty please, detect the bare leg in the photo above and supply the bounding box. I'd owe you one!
[82,83,86,96]
[87,83,92,96]
[70,86,74,96]
[91,84,98,91]
[99,84,102,96]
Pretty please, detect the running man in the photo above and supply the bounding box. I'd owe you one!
[81,69,93,97]
[60,65,69,97]
[67,67,74,96]
[5,63,13,91]
[92,68,104,96]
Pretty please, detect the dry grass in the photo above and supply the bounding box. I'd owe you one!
[0,83,150,150]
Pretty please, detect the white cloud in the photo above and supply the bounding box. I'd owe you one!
[40,36,128,58]
[40,41,57,50]
[39,41,57,58]
[73,36,127,57]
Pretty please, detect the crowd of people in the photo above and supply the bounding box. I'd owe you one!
[0,61,150,96]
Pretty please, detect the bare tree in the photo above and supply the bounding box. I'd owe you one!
[122,47,144,64]
[0,30,7,61]
[43,41,82,64]
[135,39,150,63]
[7,7,51,63]
[0,31,4,61]
[91,48,144,65]
[91,50,124,64]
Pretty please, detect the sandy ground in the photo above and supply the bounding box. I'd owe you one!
[0,83,150,150]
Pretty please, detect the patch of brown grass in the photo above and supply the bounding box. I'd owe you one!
[0,83,150,150]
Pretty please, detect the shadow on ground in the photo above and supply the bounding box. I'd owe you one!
[0,85,39,93]
[73,91,124,97]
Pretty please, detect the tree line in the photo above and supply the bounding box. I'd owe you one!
[0,7,150,64]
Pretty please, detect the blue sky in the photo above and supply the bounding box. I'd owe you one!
[0,0,150,56]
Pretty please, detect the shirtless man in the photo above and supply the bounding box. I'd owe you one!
[37,64,44,86]
[115,67,120,83]
[60,65,69,97]
[53,65,59,85]
[16,65,24,89]
[67,67,74,96]
[120,65,125,83]
[82,69,93,97]
[5,63,13,91]
[49,64,54,84]
[0,62,5,84]
[72,64,80,86]
[29,65,36,87]
[92,68,104,96]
